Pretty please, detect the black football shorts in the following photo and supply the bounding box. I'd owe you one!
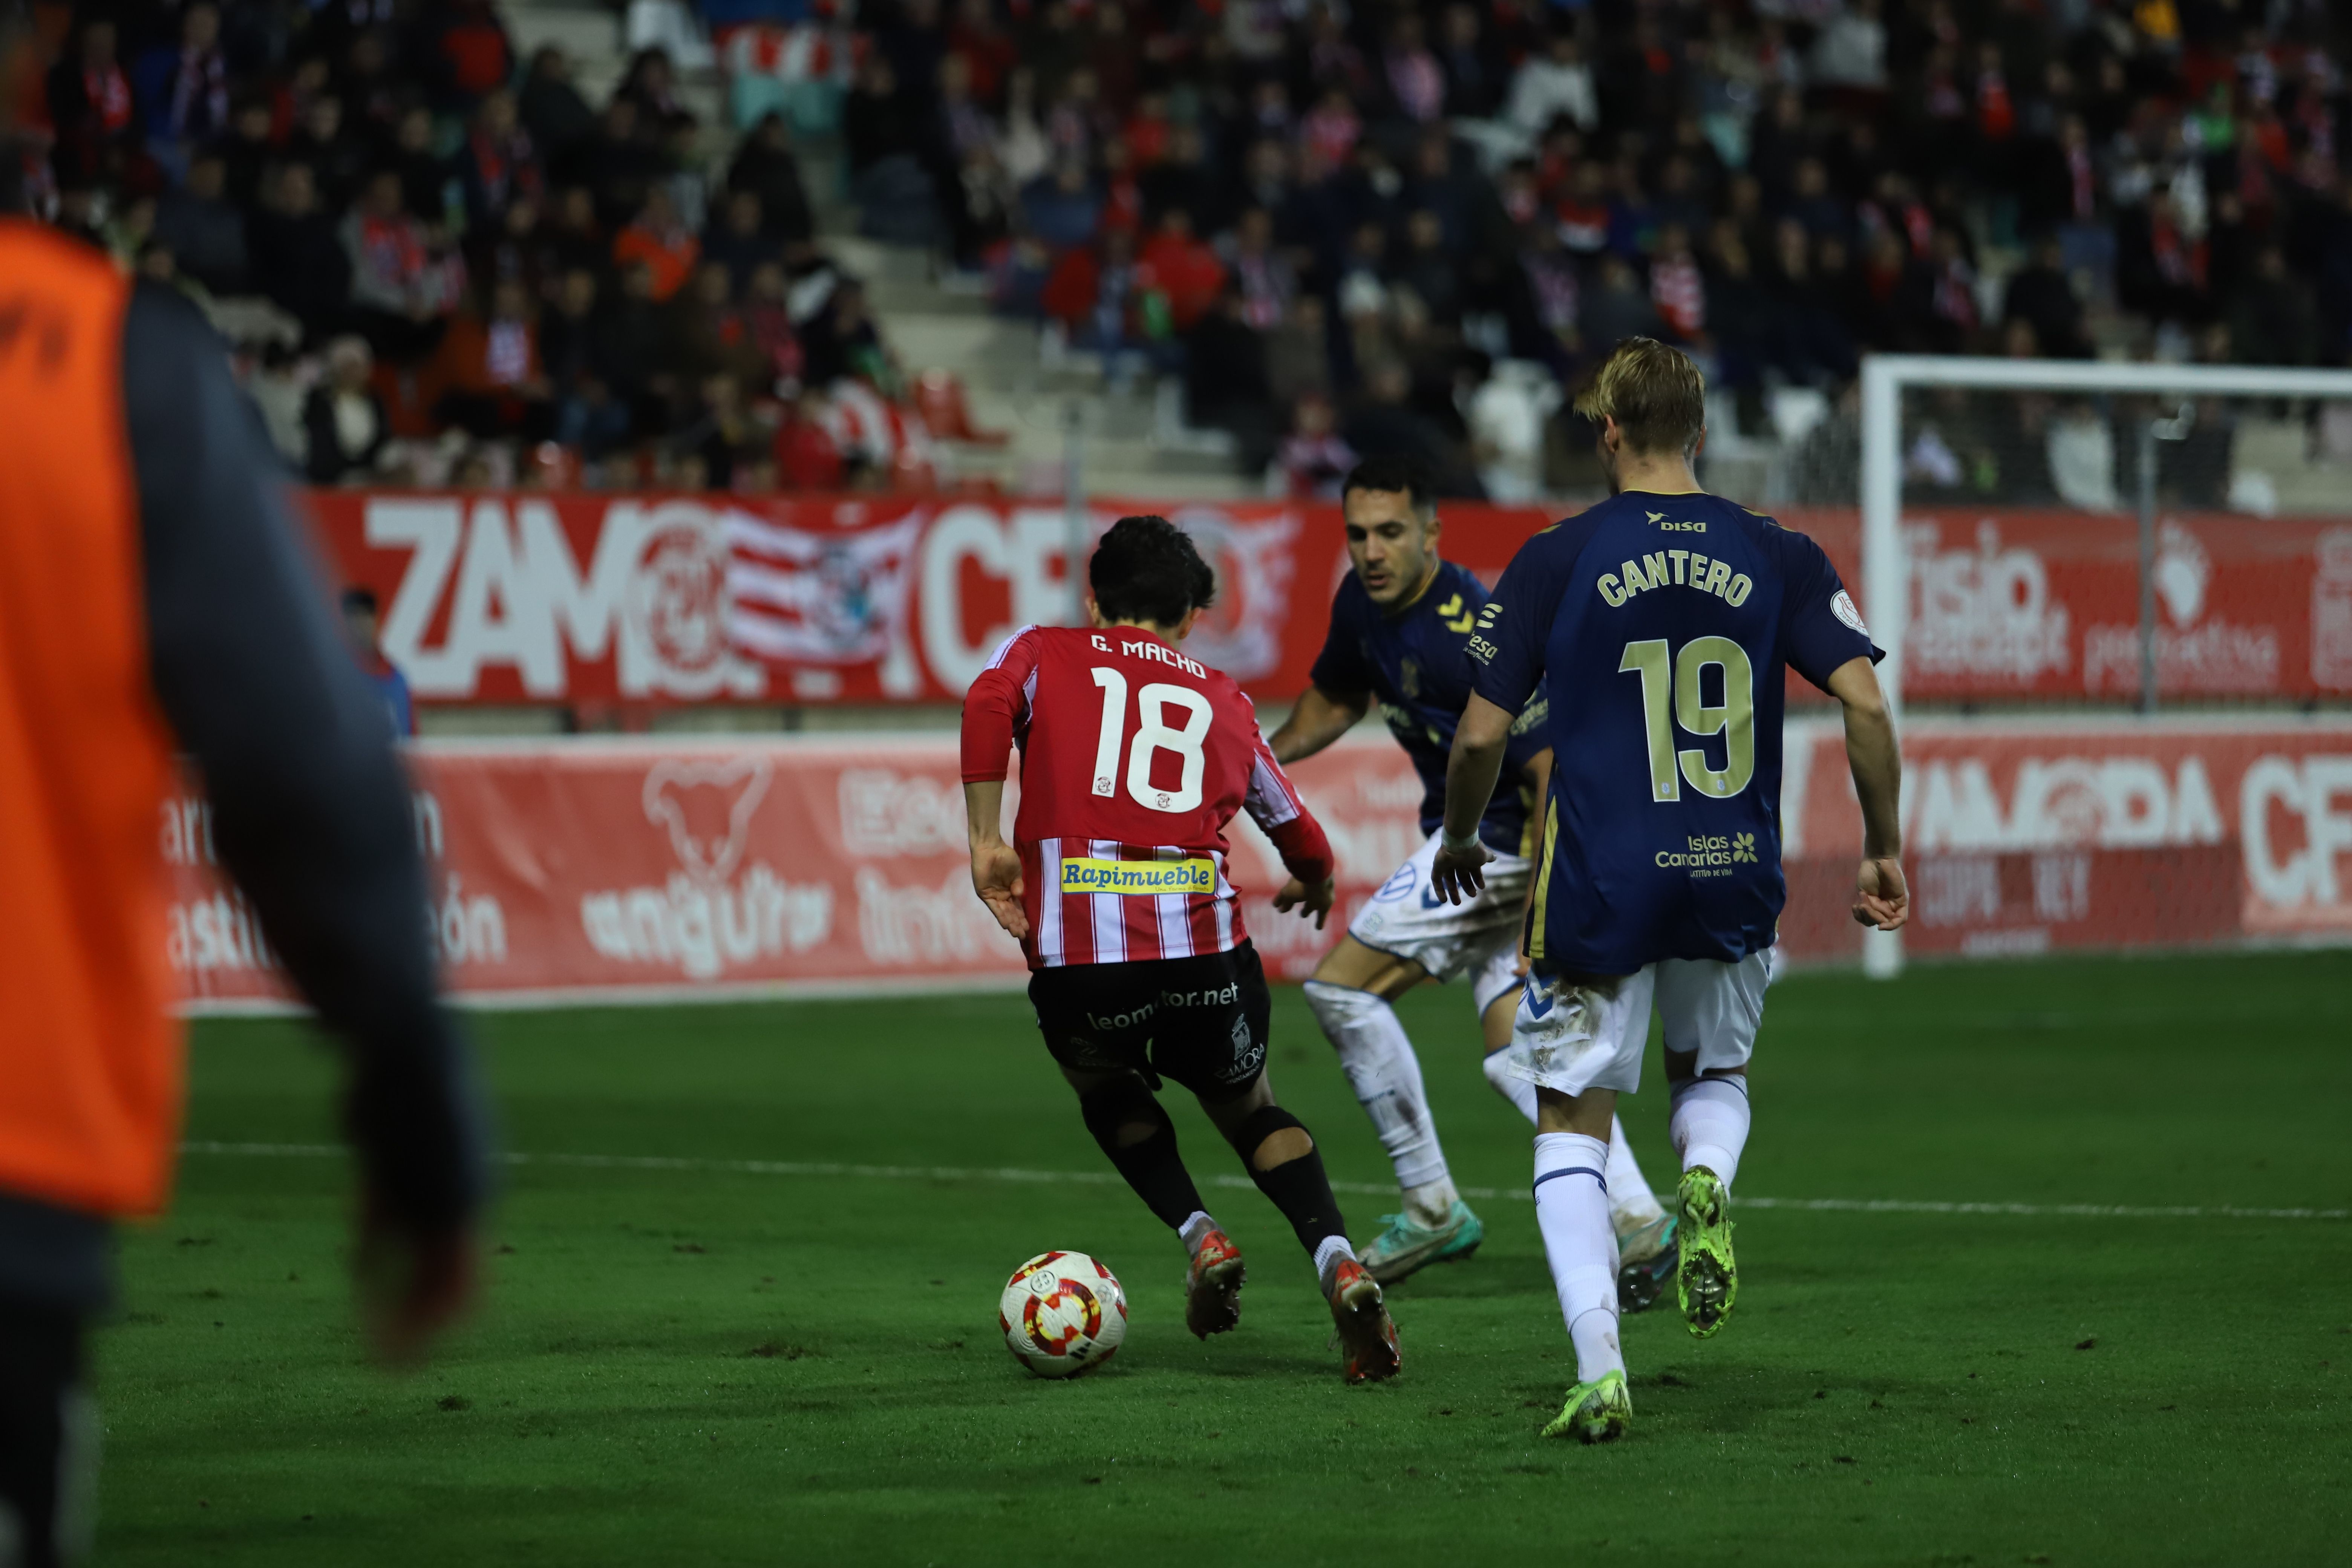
[1027,941,1272,1098]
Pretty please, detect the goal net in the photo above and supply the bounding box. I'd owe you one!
[1785,357,2352,975]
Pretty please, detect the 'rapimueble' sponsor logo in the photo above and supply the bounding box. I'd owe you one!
[1060,857,1217,895]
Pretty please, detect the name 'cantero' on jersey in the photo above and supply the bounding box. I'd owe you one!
[1596,548,1755,609]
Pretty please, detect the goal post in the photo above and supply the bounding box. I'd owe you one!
[1852,354,2352,978]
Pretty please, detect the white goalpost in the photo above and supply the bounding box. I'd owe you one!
[1854,354,2352,978]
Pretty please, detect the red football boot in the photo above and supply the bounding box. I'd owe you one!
[1184,1229,1246,1340]
[1327,1258,1401,1384]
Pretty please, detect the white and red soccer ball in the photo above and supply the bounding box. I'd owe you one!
[999,1251,1128,1378]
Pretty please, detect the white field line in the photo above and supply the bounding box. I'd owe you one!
[177,1142,2349,1223]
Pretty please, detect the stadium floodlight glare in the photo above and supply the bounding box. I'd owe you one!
[1856,354,2352,979]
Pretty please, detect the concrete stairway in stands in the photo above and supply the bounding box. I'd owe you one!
[498,0,1254,500]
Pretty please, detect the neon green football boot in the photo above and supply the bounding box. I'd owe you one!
[1357,1200,1484,1285]
[1540,1369,1631,1443]
[1676,1166,1737,1338]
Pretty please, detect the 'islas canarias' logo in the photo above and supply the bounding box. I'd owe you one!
[1655,833,1759,877]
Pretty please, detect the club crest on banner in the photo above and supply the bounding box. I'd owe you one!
[633,521,736,680]
[1167,507,1299,681]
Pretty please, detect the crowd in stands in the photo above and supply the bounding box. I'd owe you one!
[11,0,2351,499]
[14,0,932,489]
[828,0,2349,498]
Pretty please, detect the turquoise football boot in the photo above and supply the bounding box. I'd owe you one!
[1357,1200,1484,1285]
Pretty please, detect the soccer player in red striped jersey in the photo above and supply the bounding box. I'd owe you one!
[962,516,1401,1384]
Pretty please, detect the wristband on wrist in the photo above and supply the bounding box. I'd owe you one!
[1440,826,1482,855]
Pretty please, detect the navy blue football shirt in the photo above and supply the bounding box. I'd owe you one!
[1310,557,1550,855]
[1468,492,1880,974]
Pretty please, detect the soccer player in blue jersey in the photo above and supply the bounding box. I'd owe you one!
[1431,339,1909,1442]
[1268,456,1677,1294]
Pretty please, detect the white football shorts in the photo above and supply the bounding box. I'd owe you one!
[1346,831,1532,1018]
[1498,950,1772,1098]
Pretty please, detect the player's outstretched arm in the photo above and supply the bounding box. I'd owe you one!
[962,781,1030,939]
[125,286,486,1364]
[1242,735,1339,929]
[1827,656,1908,931]
[1266,684,1370,766]
[1431,693,1514,905]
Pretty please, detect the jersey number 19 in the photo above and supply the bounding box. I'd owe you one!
[1619,637,1756,801]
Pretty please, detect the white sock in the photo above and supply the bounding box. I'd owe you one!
[1533,1132,1624,1385]
[1605,1115,1667,1230]
[1482,1046,1539,1124]
[1306,982,1456,1223]
[1671,1076,1752,1190]
[1569,1306,1623,1384]
[1312,1234,1357,1292]
[1179,1211,1216,1255]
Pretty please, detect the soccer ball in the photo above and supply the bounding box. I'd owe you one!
[999,1251,1128,1378]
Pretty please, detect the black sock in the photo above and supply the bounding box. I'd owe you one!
[1233,1106,1349,1267]
[1078,1080,1207,1232]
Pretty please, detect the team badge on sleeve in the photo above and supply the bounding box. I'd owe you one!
[1830,590,1868,635]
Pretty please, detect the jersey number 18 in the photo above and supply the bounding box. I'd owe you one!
[1089,668,1212,813]
[1619,637,1756,801]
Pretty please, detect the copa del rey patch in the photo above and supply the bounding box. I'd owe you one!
[1831,590,1870,637]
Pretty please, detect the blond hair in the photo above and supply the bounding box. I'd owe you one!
[1573,337,1707,457]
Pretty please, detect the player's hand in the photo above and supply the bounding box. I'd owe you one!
[1273,876,1336,931]
[1430,839,1492,906]
[971,841,1029,939]
[355,1199,479,1366]
[1852,855,1909,932]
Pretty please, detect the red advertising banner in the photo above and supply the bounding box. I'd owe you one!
[303,492,1829,708]
[1781,715,2352,960]
[170,720,2352,1010]
[303,490,2352,709]
[1900,509,2352,701]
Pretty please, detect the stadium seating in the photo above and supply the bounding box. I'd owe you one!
[19,0,2352,503]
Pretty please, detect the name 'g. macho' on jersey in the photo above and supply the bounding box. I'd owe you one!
[1311,558,1550,856]
[1468,492,1880,975]
[962,624,1335,969]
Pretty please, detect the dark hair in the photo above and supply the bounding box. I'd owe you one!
[342,586,380,614]
[1090,515,1214,629]
[1341,455,1433,515]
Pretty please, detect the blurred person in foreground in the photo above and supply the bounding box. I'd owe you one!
[0,38,488,1563]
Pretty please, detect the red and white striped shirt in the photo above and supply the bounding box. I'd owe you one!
[962,625,1334,971]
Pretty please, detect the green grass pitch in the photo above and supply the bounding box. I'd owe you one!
[98,951,2350,1566]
